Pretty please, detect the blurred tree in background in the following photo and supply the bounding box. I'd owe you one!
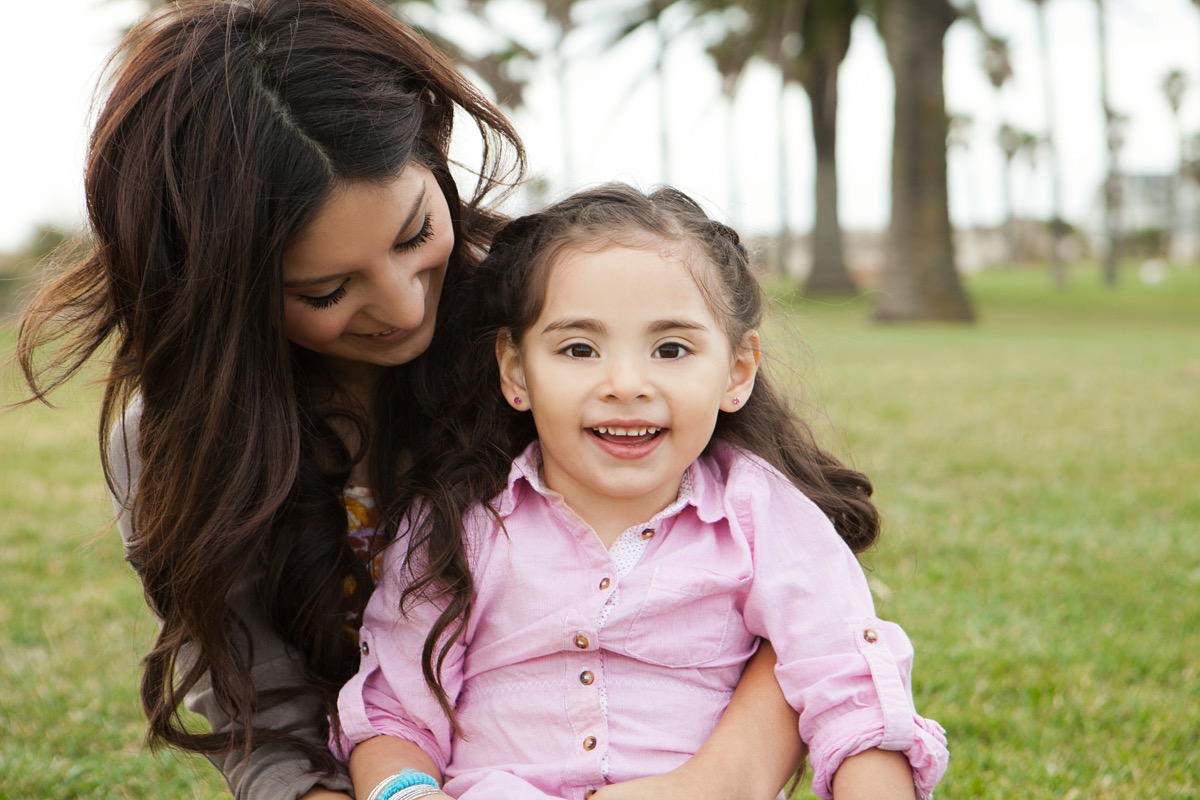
[69,0,1200,322]
[0,226,76,316]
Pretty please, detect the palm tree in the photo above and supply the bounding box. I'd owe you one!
[981,32,1015,264]
[1096,0,1120,286]
[872,0,973,321]
[1031,0,1067,286]
[542,0,585,188]
[1162,68,1187,261]
[793,0,860,295]
[998,123,1022,265]
[615,0,861,291]
[605,1,695,191]
[707,34,755,214]
[947,112,978,236]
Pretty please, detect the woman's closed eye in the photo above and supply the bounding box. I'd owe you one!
[395,212,433,252]
[297,280,350,310]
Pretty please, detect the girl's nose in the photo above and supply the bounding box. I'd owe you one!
[602,355,653,402]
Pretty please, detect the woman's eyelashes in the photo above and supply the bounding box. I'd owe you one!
[395,212,433,252]
[298,280,350,310]
[295,214,436,309]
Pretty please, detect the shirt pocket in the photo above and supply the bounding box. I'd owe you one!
[623,564,746,667]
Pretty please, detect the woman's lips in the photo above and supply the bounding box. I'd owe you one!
[356,326,412,344]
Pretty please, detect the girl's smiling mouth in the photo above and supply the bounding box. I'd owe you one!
[590,425,665,446]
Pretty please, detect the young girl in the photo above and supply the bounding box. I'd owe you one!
[331,184,949,800]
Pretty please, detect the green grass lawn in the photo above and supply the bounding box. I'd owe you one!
[3,263,1198,798]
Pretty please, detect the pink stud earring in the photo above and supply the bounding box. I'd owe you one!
[513,397,522,406]
[731,397,740,406]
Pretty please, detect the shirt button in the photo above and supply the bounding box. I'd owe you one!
[863,628,879,644]
[639,528,655,540]
[583,735,598,751]
[598,577,611,590]
[579,670,595,685]
[574,633,590,649]
[360,641,369,656]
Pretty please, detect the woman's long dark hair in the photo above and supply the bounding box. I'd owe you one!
[15,0,523,774]
[402,183,880,724]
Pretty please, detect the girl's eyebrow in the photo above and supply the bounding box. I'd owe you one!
[647,319,708,333]
[541,318,607,334]
[282,185,428,289]
[540,318,708,334]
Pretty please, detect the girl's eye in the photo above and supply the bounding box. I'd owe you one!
[562,343,596,359]
[297,281,349,310]
[395,212,434,252]
[655,342,690,359]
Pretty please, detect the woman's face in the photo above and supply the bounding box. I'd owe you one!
[281,165,454,376]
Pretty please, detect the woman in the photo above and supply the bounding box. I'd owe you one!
[16,1,802,798]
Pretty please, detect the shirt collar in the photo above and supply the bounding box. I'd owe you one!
[495,441,729,525]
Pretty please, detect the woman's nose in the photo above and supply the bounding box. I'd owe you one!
[369,261,428,330]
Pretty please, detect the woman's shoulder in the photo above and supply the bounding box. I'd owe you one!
[107,396,143,537]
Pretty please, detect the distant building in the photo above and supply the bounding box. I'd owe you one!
[1083,172,1200,262]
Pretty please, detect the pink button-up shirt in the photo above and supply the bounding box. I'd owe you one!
[335,443,947,800]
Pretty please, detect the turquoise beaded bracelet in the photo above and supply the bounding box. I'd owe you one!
[365,769,440,800]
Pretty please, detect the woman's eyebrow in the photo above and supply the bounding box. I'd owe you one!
[283,184,428,289]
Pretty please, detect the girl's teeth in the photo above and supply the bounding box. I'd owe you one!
[594,426,660,436]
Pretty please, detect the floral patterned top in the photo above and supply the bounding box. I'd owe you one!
[342,485,383,645]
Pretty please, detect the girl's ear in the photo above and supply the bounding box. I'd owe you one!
[721,330,761,413]
[496,329,531,411]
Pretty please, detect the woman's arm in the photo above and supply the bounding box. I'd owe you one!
[110,401,353,800]
[593,641,803,800]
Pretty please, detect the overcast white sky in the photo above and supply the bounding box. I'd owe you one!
[2,0,1198,250]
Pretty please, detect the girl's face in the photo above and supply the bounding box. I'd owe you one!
[281,165,453,379]
[498,242,759,536]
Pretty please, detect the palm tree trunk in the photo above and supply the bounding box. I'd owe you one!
[657,22,672,184]
[1096,0,1119,287]
[776,69,791,276]
[1035,1,1067,287]
[874,0,973,321]
[801,51,856,294]
[1003,153,1017,265]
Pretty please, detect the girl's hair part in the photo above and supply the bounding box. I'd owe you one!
[404,182,879,725]
[15,0,523,773]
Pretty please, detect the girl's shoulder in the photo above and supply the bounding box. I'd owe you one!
[701,441,794,494]
[700,442,828,525]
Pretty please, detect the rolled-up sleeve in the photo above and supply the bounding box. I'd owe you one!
[736,463,948,799]
[333,542,463,776]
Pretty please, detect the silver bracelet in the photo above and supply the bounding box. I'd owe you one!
[388,786,445,800]
[366,775,442,800]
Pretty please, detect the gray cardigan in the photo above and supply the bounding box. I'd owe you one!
[109,399,355,799]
